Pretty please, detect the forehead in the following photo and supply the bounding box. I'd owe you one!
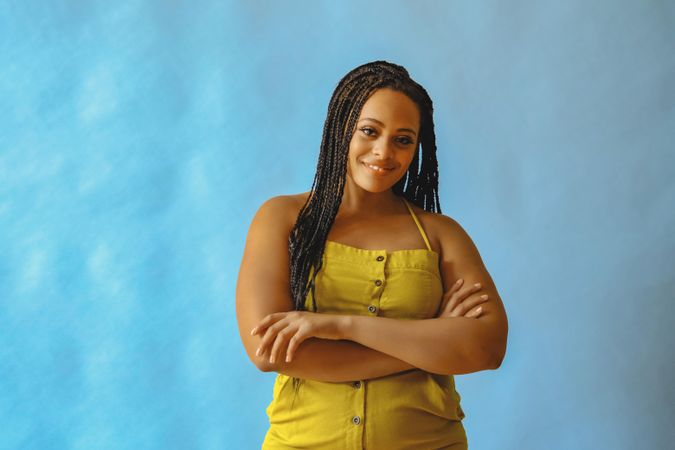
[358,88,420,128]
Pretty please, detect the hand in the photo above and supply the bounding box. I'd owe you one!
[250,311,347,364]
[436,278,489,319]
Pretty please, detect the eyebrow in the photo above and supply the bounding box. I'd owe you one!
[358,117,417,136]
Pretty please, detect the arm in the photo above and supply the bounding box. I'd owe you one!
[263,337,417,382]
[433,214,509,372]
[343,315,497,375]
[235,195,420,382]
[339,214,509,376]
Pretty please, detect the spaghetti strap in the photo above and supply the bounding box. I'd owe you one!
[401,198,432,252]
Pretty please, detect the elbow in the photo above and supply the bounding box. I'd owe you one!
[258,358,288,374]
[486,352,503,370]
[485,342,507,370]
[248,347,273,372]
[243,336,275,372]
[255,355,274,372]
[472,340,505,371]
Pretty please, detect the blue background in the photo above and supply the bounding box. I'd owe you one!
[1,1,673,449]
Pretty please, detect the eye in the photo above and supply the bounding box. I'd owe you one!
[360,126,376,136]
[397,136,414,145]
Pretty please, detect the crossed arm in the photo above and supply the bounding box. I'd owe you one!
[258,335,418,383]
[258,313,504,382]
[237,196,509,383]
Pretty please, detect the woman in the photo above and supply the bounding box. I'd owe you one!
[236,61,509,449]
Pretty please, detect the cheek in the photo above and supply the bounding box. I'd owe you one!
[347,156,359,178]
[346,143,361,176]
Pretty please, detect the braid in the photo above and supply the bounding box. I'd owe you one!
[287,60,442,394]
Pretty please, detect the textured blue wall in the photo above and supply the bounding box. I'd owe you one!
[1,1,673,449]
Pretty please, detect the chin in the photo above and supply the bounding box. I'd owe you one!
[354,177,397,193]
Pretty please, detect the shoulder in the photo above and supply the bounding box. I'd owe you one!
[427,211,487,283]
[432,214,475,254]
[428,212,472,243]
[418,208,480,263]
[249,191,310,235]
[403,202,473,258]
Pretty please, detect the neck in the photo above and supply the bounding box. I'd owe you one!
[337,183,403,219]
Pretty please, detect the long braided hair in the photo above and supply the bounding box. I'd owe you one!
[286,60,442,395]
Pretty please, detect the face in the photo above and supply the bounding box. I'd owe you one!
[346,88,421,193]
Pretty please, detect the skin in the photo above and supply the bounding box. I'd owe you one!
[237,87,509,378]
[342,87,421,216]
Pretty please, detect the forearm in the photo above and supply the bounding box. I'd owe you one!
[344,315,497,375]
[260,337,417,383]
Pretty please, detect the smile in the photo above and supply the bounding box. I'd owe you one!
[362,162,394,175]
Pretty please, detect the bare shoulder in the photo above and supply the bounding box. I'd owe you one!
[426,211,473,248]
[425,209,492,293]
[286,191,316,222]
[402,202,469,258]
[249,192,308,235]
[410,205,490,283]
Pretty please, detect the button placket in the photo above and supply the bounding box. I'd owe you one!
[369,252,386,315]
[350,379,365,437]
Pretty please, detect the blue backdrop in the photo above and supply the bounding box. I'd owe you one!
[1,1,673,449]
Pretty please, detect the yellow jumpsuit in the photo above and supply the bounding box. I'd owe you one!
[262,198,468,449]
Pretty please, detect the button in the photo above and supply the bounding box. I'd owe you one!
[367,305,377,313]
[374,279,382,286]
[352,415,361,425]
[376,255,384,261]
[352,381,361,389]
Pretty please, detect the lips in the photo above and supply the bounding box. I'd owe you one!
[362,161,394,169]
[362,161,395,175]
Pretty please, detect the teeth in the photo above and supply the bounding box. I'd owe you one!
[365,163,391,172]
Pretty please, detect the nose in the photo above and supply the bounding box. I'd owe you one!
[372,137,396,159]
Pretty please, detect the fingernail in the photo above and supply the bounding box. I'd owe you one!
[456,279,463,284]
[481,294,488,300]
[269,356,275,364]
[256,348,261,356]
[285,355,290,363]
[250,327,257,335]
[477,307,483,313]
[474,283,481,288]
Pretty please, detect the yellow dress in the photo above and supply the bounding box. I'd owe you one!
[262,197,468,449]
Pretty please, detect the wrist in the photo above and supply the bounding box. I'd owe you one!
[338,315,353,340]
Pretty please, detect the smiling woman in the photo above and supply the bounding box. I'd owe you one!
[235,60,508,449]
[348,89,420,188]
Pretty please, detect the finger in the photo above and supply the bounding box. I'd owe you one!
[463,294,487,311]
[465,306,483,318]
[269,327,293,365]
[452,294,488,317]
[440,279,464,310]
[459,282,482,299]
[452,279,477,298]
[257,320,285,358]
[450,283,483,310]
[286,330,310,363]
[446,287,471,313]
[253,312,285,336]
[450,301,467,317]
[450,293,483,317]
[457,294,489,312]
[437,295,450,316]
[449,278,464,295]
